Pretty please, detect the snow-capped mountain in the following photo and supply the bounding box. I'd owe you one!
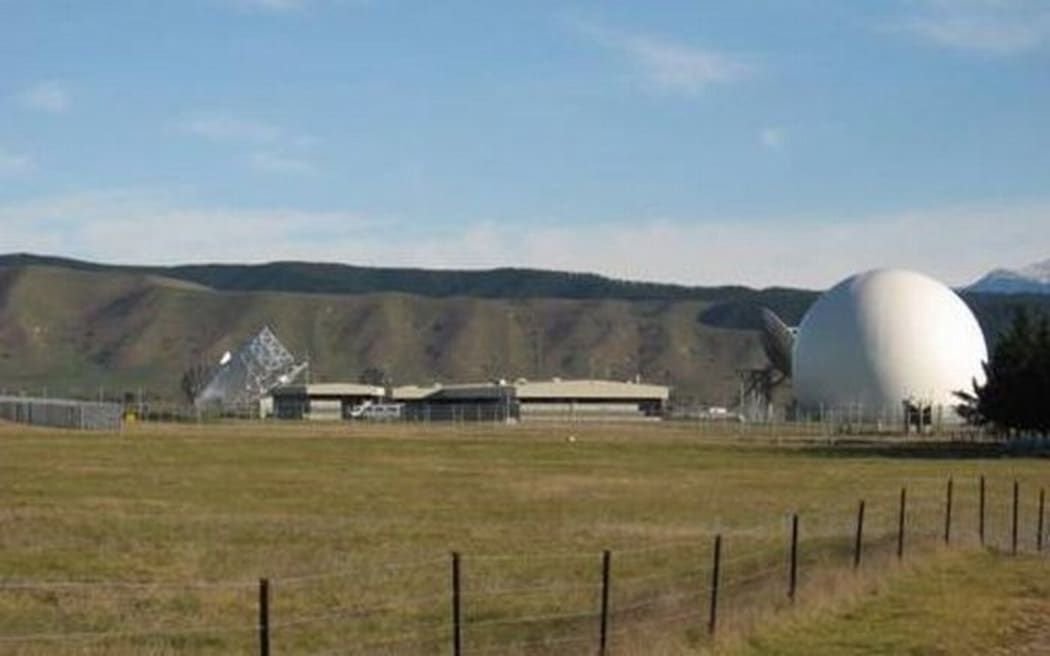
[968,259,1050,295]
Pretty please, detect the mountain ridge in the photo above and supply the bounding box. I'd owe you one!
[0,262,768,403]
[0,253,802,302]
[1,254,1049,403]
[968,258,1050,295]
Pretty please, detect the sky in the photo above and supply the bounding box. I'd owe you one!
[2,0,1049,289]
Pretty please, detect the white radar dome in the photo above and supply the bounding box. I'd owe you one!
[792,269,987,421]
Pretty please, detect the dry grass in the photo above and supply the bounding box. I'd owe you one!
[721,548,1050,656]
[0,420,1046,654]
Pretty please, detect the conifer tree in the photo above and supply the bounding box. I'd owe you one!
[956,309,1050,436]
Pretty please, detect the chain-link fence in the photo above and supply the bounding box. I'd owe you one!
[0,395,122,431]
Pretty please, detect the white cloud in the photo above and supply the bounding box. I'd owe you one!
[179,112,319,174]
[2,190,1047,289]
[342,203,1049,289]
[892,1,1050,54]
[760,127,784,149]
[179,113,284,144]
[223,0,375,13]
[16,81,70,114]
[249,151,316,175]
[573,21,755,95]
[0,148,34,176]
[226,0,307,11]
[0,190,371,264]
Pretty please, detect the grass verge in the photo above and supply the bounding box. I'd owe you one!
[722,549,1050,656]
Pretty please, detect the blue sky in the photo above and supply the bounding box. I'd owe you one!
[2,0,1049,288]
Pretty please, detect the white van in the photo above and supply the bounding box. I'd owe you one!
[348,402,404,421]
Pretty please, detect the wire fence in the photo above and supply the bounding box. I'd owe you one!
[0,395,122,431]
[0,476,1046,655]
[66,395,1008,440]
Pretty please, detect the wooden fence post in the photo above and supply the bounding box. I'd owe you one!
[599,550,611,656]
[1012,481,1019,556]
[853,500,865,570]
[944,476,953,545]
[708,534,722,636]
[979,476,986,546]
[789,513,799,602]
[258,578,270,656]
[897,487,907,560]
[451,552,462,656]
[1038,488,1045,553]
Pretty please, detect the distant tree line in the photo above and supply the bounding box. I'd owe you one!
[956,309,1050,437]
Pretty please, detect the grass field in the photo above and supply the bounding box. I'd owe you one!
[0,420,1047,654]
[726,549,1050,656]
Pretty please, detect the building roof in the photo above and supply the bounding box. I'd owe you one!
[515,379,669,401]
[272,383,386,398]
[389,384,443,401]
[390,379,669,402]
[389,383,511,401]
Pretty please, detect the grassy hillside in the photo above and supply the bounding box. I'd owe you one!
[0,253,780,302]
[1,255,1048,402]
[0,264,765,402]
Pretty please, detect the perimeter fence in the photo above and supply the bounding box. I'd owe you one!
[0,475,1046,655]
[0,395,122,431]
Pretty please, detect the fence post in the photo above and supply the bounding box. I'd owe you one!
[451,552,462,656]
[599,550,611,656]
[897,487,907,560]
[853,500,865,570]
[944,476,953,545]
[979,475,986,546]
[708,534,722,636]
[789,513,799,602]
[1012,481,1019,556]
[258,578,270,656]
[1038,488,1045,553]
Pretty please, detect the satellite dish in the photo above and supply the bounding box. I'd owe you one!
[758,308,795,377]
[194,326,307,408]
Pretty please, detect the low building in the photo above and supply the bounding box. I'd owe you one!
[391,383,515,422]
[391,379,669,423]
[271,383,386,421]
[515,379,668,422]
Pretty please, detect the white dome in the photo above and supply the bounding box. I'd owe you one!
[793,269,987,421]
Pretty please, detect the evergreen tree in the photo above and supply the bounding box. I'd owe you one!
[956,309,1050,436]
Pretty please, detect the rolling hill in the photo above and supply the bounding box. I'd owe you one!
[0,255,1047,404]
[0,253,807,304]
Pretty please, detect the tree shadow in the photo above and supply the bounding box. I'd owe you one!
[797,439,1050,460]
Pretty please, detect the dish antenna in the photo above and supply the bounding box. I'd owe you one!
[194,326,307,409]
[736,307,796,422]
